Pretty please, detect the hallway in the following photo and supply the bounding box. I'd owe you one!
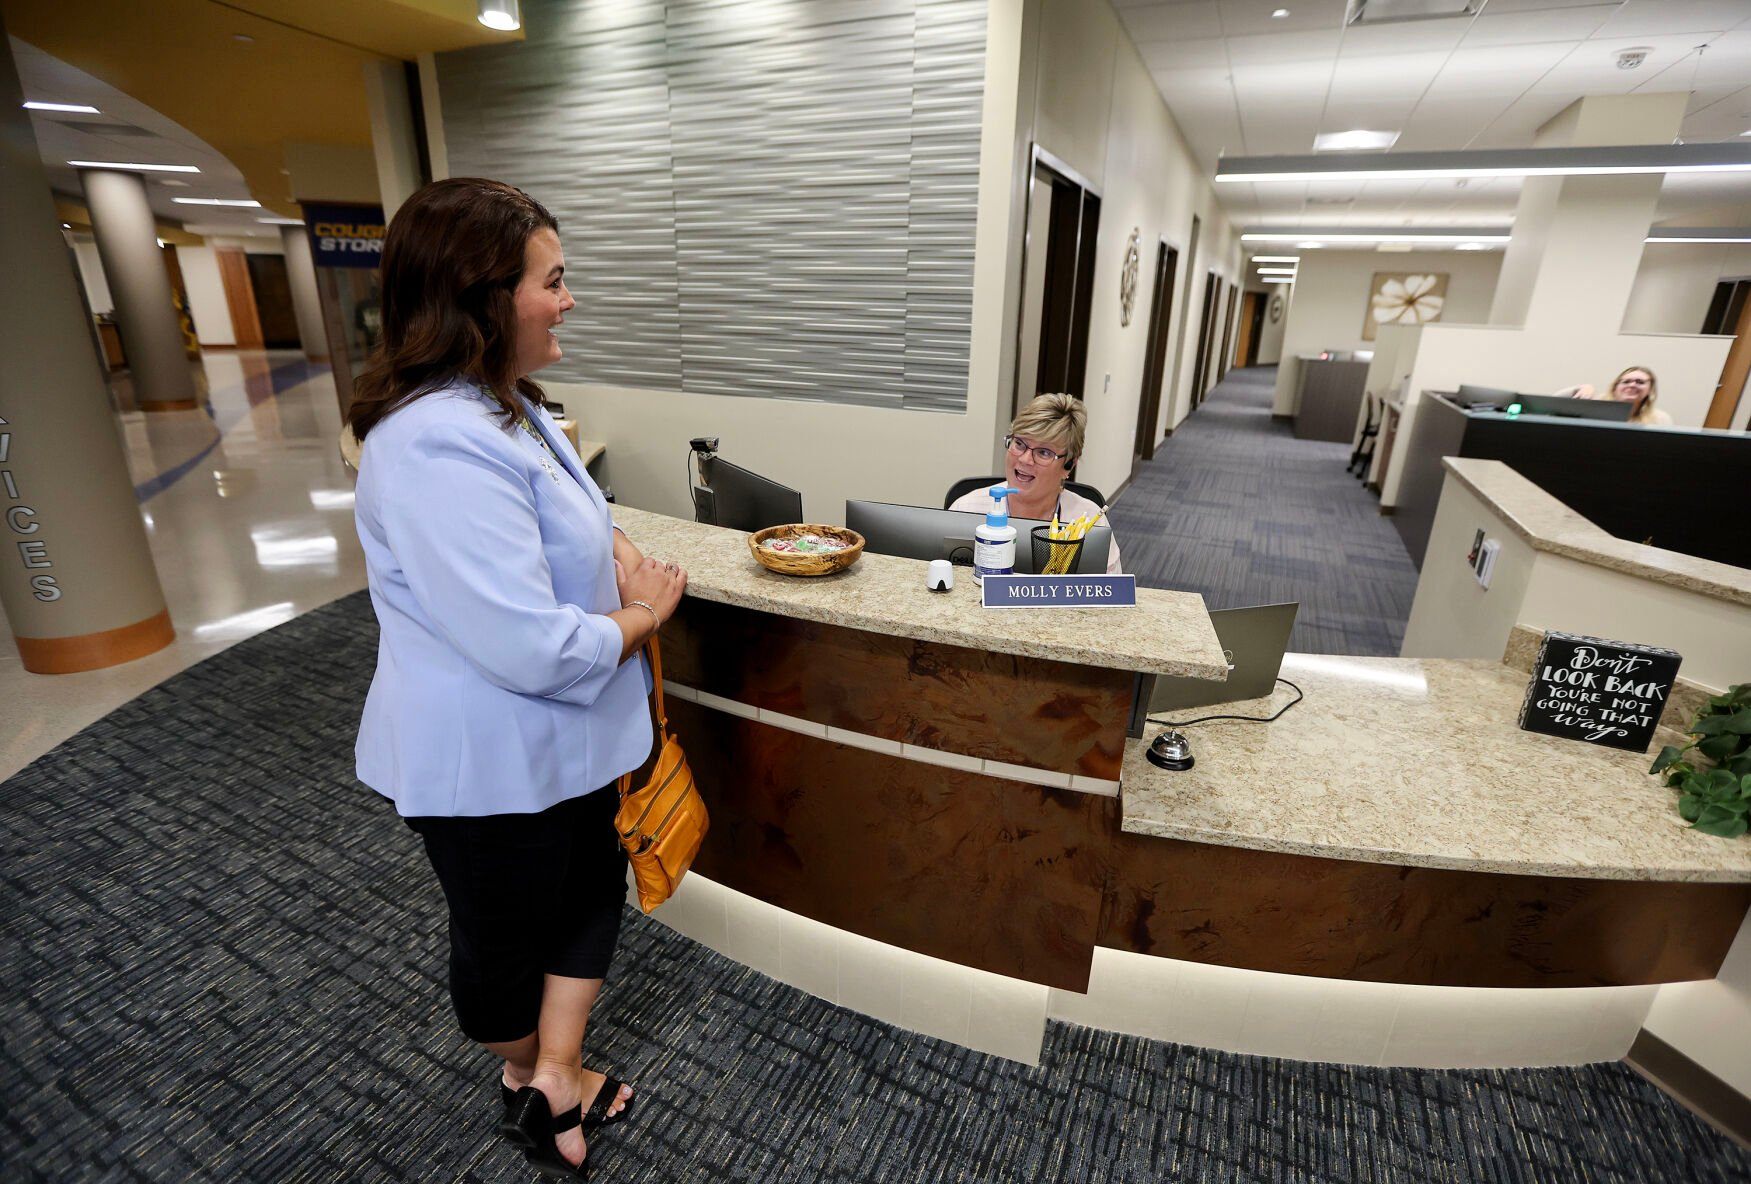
[1109,365,1419,656]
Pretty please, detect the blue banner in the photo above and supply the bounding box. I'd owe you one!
[980,574,1138,609]
[304,203,386,269]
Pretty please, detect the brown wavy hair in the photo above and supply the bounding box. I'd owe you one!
[347,178,559,439]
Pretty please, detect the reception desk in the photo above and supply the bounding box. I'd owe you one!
[612,506,1751,1015]
[1393,392,1751,569]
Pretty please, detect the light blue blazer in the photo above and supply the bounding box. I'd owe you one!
[353,379,652,817]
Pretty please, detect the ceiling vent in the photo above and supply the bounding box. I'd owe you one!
[1347,0,1481,25]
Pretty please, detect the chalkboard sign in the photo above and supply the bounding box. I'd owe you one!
[1518,632,1682,753]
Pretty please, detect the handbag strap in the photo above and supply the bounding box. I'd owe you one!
[618,633,670,802]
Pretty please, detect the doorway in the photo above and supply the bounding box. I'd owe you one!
[246,254,302,350]
[1701,278,1751,430]
[1233,290,1266,368]
[1219,283,1240,385]
[1132,240,1180,472]
[1014,147,1102,418]
[1189,271,1219,410]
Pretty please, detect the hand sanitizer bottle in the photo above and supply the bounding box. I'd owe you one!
[974,484,1020,581]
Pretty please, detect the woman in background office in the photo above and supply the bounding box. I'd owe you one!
[949,393,1123,573]
[1561,366,1673,426]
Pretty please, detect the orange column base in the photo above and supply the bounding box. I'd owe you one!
[15,609,176,674]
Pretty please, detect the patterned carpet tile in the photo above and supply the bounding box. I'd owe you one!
[2,535,1747,1182]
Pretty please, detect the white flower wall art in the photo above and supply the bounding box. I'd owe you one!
[1364,272,1448,341]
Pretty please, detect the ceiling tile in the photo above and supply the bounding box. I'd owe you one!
[1218,0,1349,37]
[1591,1,1749,37]
[1634,29,1751,91]
[1138,36,1228,69]
[1459,5,1616,48]
[1391,99,1520,150]
[1223,28,1344,63]
[1421,42,1578,98]
[1333,16,1471,58]
[1327,50,1453,100]
[1123,1,1225,41]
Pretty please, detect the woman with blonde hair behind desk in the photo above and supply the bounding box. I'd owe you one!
[348,178,685,1178]
[949,392,1124,573]
[1560,365,1673,426]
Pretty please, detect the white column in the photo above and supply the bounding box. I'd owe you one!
[0,24,172,671]
[363,60,424,221]
[79,168,200,409]
[280,225,328,361]
[1489,93,1688,333]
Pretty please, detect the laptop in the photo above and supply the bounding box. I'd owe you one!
[1150,602,1299,713]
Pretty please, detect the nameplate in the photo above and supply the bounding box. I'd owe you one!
[980,574,1138,609]
[1517,631,1681,753]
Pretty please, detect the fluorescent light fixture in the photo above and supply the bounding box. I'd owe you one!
[1259,267,1298,273]
[1313,129,1400,152]
[1272,8,1290,17]
[1245,227,1512,244]
[25,101,100,113]
[68,160,200,173]
[1455,242,1488,251]
[1298,241,1323,249]
[1645,227,1751,244]
[61,222,71,229]
[257,217,304,225]
[1216,141,1751,184]
[477,0,520,30]
[173,197,262,207]
[1251,255,1299,263]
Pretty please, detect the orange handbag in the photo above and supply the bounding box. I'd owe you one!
[615,637,708,913]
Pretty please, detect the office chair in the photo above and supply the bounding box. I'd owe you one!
[943,476,1108,510]
[1347,393,1379,479]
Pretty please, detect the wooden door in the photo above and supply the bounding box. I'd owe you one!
[1133,242,1179,468]
[1219,283,1239,383]
[1188,272,1218,410]
[1232,291,1262,368]
[245,253,302,349]
[216,247,264,349]
[1703,279,1751,430]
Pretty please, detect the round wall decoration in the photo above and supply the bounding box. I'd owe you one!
[1269,294,1284,323]
[1119,228,1140,327]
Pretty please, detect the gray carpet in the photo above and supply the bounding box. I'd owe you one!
[4,594,1749,1182]
[1111,365,1419,656]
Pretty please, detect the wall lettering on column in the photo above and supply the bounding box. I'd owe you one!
[1,413,63,603]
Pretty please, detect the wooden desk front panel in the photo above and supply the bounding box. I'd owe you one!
[660,597,1133,780]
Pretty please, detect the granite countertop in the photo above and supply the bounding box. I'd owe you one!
[1443,457,1751,607]
[1121,654,1751,883]
[612,505,1228,679]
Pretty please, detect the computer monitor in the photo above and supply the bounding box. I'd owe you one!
[1455,383,1518,408]
[1508,393,1634,422]
[692,453,803,532]
[1149,602,1299,713]
[844,500,1113,575]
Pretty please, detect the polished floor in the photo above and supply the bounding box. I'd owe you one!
[0,350,366,782]
[4,593,1745,1183]
[1110,365,1420,656]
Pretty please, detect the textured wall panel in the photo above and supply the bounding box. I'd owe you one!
[435,0,985,412]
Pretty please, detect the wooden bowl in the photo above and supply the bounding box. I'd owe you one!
[748,524,865,577]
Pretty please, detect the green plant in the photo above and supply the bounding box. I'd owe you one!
[1650,683,1751,838]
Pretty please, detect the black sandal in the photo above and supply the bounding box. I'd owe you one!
[501,1086,590,1180]
[501,1075,633,1130]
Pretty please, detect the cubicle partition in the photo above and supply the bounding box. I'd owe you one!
[1394,393,1751,569]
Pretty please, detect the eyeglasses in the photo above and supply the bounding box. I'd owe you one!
[1005,435,1070,466]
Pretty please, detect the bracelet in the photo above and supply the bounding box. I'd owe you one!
[628,600,662,632]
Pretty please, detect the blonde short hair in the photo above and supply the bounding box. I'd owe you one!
[1008,393,1086,465]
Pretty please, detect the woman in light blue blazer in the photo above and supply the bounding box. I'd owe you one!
[348,178,684,1179]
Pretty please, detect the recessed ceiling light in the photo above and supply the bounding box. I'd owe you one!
[1272,8,1290,17]
[1252,255,1299,263]
[234,33,254,44]
[160,178,191,187]
[68,160,201,173]
[1250,231,1512,243]
[477,0,521,31]
[173,197,262,207]
[1297,241,1323,248]
[24,101,100,114]
[61,222,71,229]
[257,217,304,225]
[1313,129,1400,152]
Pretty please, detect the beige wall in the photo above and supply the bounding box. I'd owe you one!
[1400,475,1538,661]
[1644,912,1751,1099]
[1027,0,1242,494]
[1270,250,1503,415]
[547,0,1027,519]
[70,239,111,314]
[176,244,234,347]
[1624,244,1751,334]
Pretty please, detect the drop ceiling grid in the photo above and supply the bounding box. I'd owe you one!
[1121,0,1751,228]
